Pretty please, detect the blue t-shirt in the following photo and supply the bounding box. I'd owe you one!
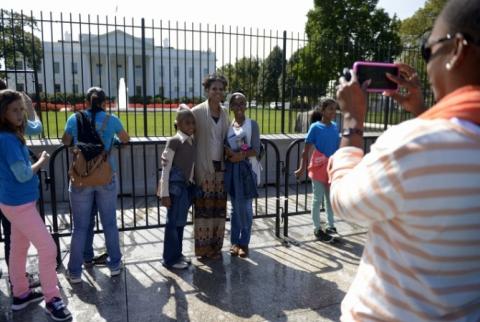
[0,132,39,205]
[305,121,340,157]
[64,110,125,172]
[25,119,43,136]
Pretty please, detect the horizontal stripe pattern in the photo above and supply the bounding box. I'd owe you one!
[331,119,480,322]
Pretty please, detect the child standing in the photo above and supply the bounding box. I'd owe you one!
[295,99,340,243]
[158,105,196,269]
[224,91,260,258]
[0,89,71,320]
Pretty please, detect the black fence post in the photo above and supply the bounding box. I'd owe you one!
[383,96,390,131]
[281,30,287,134]
[141,18,148,137]
[48,146,66,267]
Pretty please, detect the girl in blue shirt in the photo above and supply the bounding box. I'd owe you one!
[62,87,129,283]
[295,99,340,243]
[0,89,71,320]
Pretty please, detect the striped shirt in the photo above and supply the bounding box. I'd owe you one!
[329,118,480,322]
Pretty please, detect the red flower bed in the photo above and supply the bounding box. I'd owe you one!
[34,101,194,111]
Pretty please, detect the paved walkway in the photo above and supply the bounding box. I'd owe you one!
[0,213,366,322]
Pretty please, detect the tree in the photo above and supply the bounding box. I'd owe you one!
[293,0,401,96]
[218,58,260,99]
[233,57,260,99]
[257,46,283,102]
[0,10,43,72]
[400,0,448,44]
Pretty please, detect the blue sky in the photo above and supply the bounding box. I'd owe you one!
[8,0,427,34]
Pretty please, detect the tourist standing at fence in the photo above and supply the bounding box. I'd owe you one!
[157,104,197,269]
[224,91,260,258]
[0,78,42,286]
[62,87,129,283]
[0,89,71,321]
[331,0,480,320]
[295,99,340,243]
[191,74,229,259]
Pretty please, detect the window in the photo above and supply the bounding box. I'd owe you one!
[203,68,209,76]
[72,62,78,74]
[54,84,61,93]
[37,84,43,92]
[174,66,179,78]
[72,84,79,94]
[135,85,142,96]
[15,61,23,69]
[117,64,123,68]
[16,83,24,91]
[188,67,193,78]
[158,86,164,97]
[174,86,179,93]
[37,64,42,73]
[54,62,60,74]
[189,86,193,93]
[159,65,163,77]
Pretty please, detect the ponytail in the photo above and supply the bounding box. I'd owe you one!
[86,87,106,125]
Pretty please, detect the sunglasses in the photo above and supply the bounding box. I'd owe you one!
[421,34,454,63]
[421,32,478,63]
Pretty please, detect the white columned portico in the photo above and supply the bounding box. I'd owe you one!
[82,53,92,90]
[147,55,154,96]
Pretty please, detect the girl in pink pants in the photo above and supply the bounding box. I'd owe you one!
[0,89,71,321]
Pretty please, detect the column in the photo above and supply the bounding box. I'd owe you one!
[127,55,134,99]
[147,55,154,97]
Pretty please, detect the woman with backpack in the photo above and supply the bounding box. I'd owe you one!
[62,87,129,283]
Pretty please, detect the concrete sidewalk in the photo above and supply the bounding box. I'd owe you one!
[0,214,366,322]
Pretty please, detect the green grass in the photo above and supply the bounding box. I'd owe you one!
[37,108,409,138]
[38,108,295,138]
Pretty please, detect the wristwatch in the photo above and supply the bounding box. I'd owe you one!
[342,127,364,137]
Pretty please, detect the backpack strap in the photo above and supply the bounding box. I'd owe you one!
[75,110,109,147]
[97,114,111,146]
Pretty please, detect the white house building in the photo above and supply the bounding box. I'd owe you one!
[7,30,216,99]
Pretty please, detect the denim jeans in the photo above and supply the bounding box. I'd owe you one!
[311,179,334,230]
[68,176,121,277]
[163,181,194,267]
[230,196,253,246]
[83,201,98,262]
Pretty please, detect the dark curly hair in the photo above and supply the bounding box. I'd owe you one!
[310,98,338,124]
[202,73,228,91]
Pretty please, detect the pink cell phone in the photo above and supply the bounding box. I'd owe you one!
[353,61,399,93]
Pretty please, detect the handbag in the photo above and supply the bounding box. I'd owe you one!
[68,112,113,187]
[307,149,329,184]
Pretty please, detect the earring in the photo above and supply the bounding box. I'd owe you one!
[445,62,452,70]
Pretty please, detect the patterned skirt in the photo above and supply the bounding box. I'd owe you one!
[194,170,227,257]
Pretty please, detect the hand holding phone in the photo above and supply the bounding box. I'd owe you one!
[353,61,399,93]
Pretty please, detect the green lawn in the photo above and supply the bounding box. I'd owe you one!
[38,108,295,138]
[37,108,409,139]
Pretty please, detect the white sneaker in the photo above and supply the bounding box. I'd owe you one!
[171,261,189,269]
[65,271,82,284]
[180,255,192,264]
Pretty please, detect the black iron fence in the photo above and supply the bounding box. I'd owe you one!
[1,9,434,138]
[0,134,380,262]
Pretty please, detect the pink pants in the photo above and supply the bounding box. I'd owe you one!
[0,201,60,302]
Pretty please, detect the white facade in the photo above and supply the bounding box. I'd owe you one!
[9,30,216,99]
